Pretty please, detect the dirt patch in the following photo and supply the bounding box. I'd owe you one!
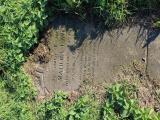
[114,61,160,110]
[32,43,50,63]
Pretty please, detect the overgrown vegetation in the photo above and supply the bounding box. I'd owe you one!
[37,92,68,120]
[0,0,160,119]
[37,92,98,120]
[101,83,160,120]
[49,0,160,26]
[49,0,128,26]
[0,0,47,100]
[0,81,36,120]
[67,95,98,120]
[32,84,160,119]
[0,0,47,119]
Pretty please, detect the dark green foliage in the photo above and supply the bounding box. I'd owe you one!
[2,69,36,101]
[101,83,160,120]
[0,0,47,71]
[36,84,159,120]
[0,0,47,101]
[37,92,68,120]
[37,92,99,120]
[95,0,128,26]
[50,0,128,26]
[0,0,47,119]
[0,82,36,120]
[49,0,160,26]
[67,95,98,120]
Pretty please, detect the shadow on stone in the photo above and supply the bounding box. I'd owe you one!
[143,29,160,48]
[50,15,160,52]
[133,18,160,48]
[50,15,108,52]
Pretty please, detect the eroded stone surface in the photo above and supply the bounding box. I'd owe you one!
[35,17,150,93]
[148,30,160,85]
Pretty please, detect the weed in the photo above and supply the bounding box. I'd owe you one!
[0,82,36,120]
[37,91,68,120]
[67,95,99,120]
[101,83,160,120]
[0,0,47,101]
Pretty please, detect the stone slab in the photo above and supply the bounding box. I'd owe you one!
[36,17,150,93]
[147,30,160,85]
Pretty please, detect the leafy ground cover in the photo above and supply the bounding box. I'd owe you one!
[32,83,160,119]
[0,0,47,100]
[0,0,47,119]
[0,0,160,119]
[101,83,160,120]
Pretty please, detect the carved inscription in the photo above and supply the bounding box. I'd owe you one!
[66,56,69,87]
[43,36,99,91]
[58,51,64,81]
[36,25,145,92]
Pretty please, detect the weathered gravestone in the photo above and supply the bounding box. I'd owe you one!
[34,16,160,95]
